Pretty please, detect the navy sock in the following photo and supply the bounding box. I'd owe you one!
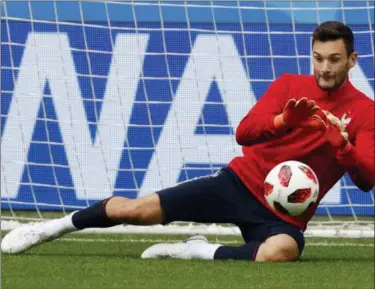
[214,241,262,261]
[72,198,122,229]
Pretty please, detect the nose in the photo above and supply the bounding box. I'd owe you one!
[320,60,331,74]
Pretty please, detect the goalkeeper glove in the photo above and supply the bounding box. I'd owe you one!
[274,97,321,130]
[311,110,349,149]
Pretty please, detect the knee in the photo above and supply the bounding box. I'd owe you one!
[255,234,300,262]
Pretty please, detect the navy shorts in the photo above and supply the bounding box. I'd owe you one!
[156,167,305,255]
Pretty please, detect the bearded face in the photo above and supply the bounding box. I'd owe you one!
[312,39,357,91]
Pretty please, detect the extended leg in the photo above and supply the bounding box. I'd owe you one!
[142,234,300,262]
[1,193,163,254]
[72,193,163,229]
[215,234,300,262]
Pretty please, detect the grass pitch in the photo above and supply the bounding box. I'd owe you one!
[1,233,374,289]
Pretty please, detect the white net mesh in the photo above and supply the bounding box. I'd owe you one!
[1,1,374,237]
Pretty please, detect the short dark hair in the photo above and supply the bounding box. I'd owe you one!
[312,21,354,55]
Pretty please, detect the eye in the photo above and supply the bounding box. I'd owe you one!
[330,58,340,63]
[314,56,323,62]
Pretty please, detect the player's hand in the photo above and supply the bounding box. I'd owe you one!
[277,97,320,128]
[310,110,349,149]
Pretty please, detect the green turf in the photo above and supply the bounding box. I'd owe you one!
[1,233,374,289]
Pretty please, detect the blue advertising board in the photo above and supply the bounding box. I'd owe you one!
[1,1,374,215]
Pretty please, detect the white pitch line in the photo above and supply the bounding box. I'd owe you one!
[58,238,374,247]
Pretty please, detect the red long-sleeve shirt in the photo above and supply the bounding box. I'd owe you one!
[228,73,375,231]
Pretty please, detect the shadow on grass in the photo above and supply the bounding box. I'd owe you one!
[23,251,142,259]
[8,250,143,259]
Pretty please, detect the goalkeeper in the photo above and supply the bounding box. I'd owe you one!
[2,21,374,262]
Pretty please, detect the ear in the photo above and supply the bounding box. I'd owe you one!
[348,51,358,69]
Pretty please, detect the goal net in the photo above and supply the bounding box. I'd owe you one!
[1,1,374,238]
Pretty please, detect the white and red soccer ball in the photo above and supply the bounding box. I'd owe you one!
[264,161,319,217]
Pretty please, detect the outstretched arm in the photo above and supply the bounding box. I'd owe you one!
[314,111,375,192]
[337,122,375,192]
[235,74,288,146]
[236,74,319,146]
